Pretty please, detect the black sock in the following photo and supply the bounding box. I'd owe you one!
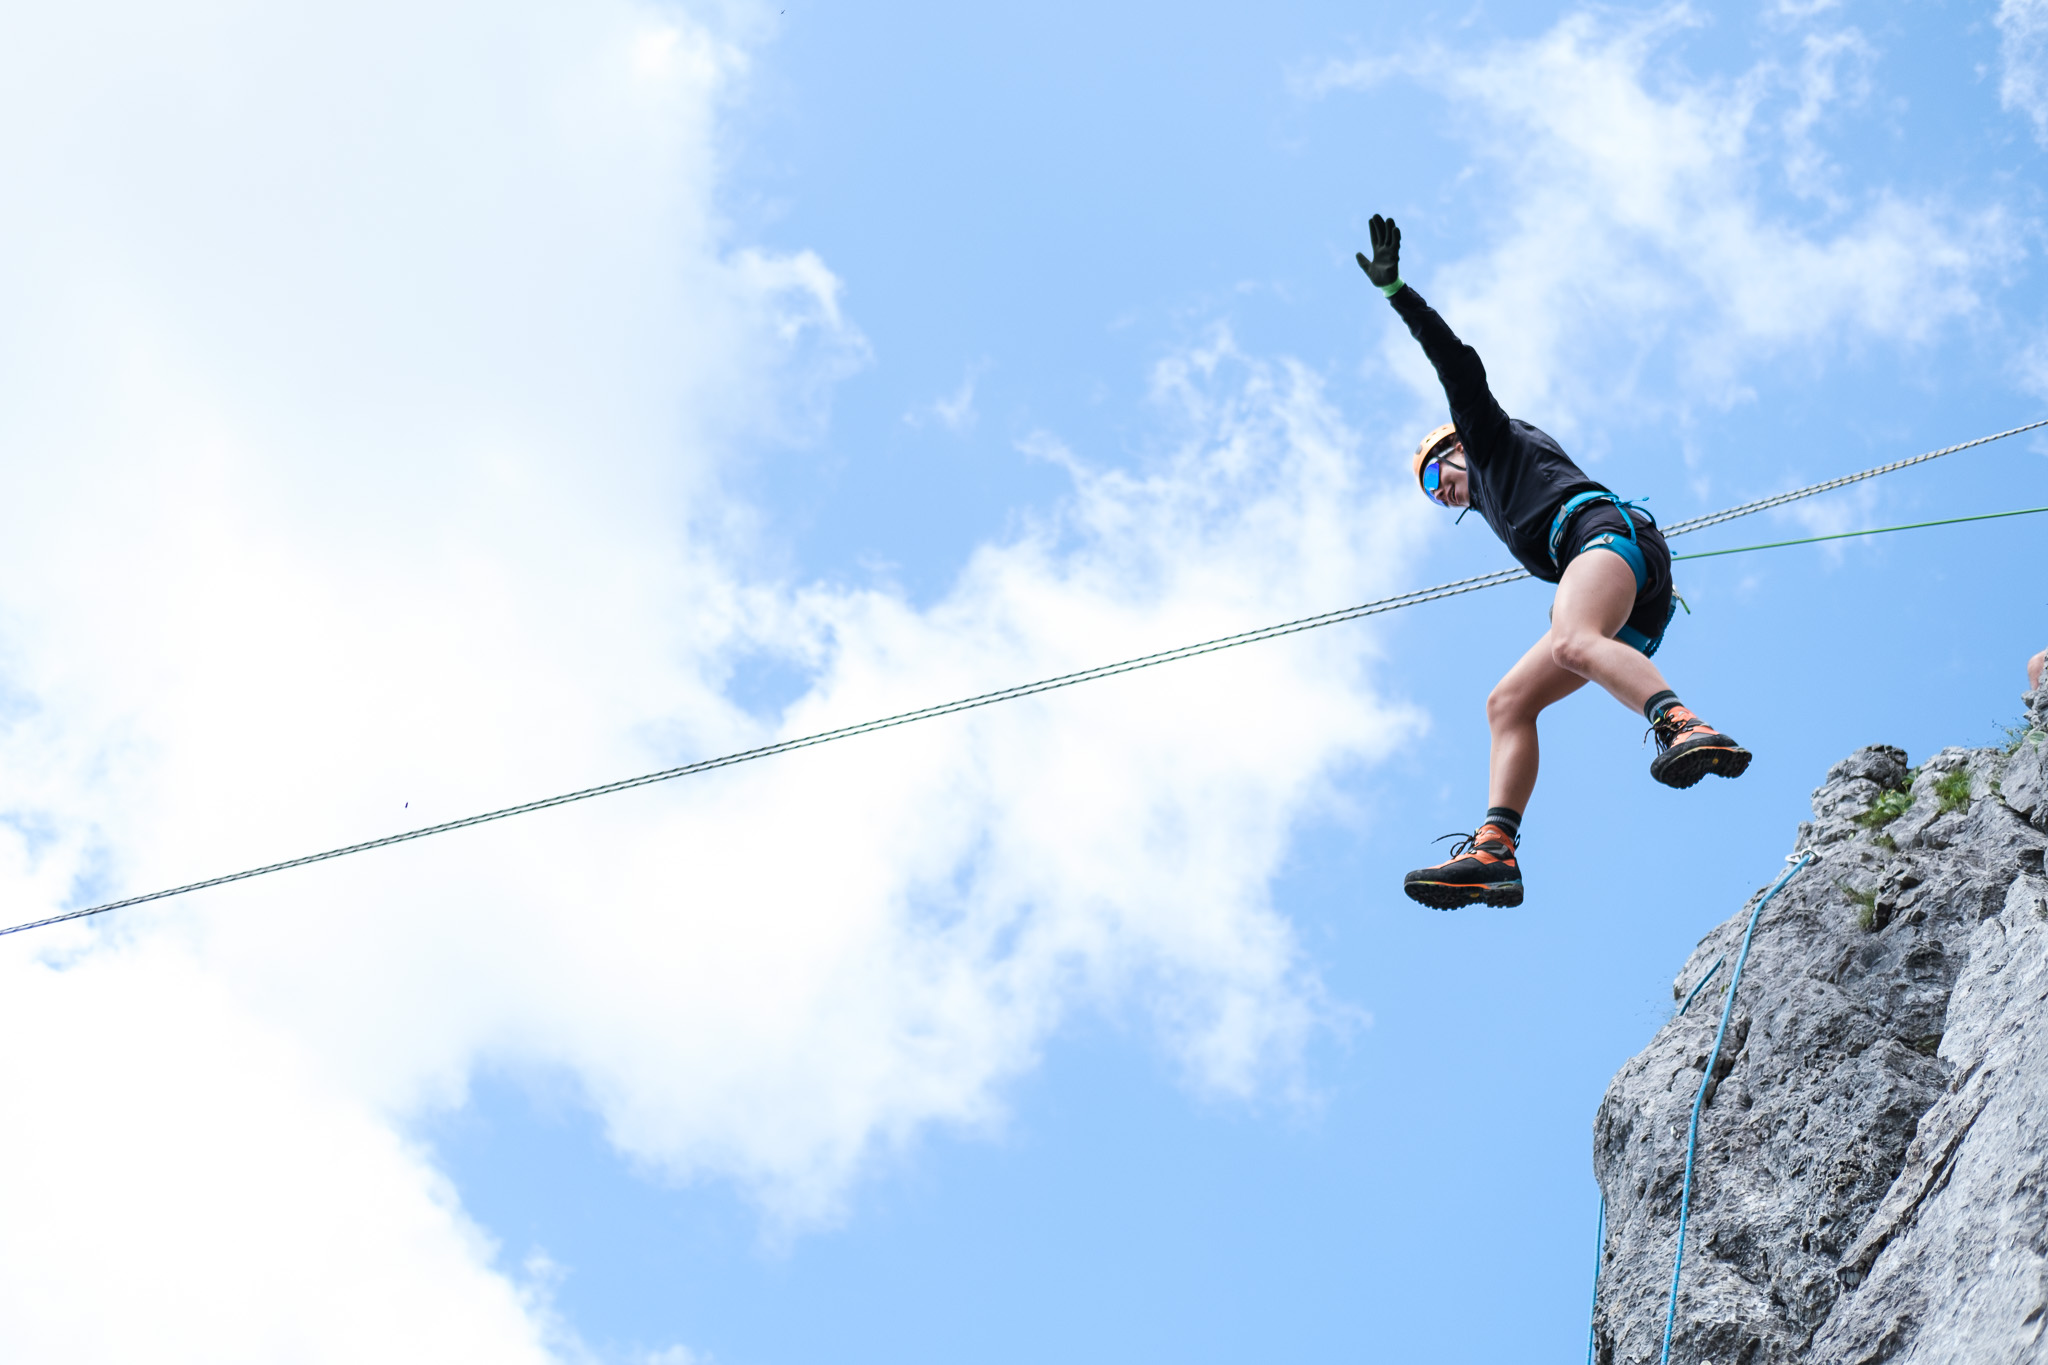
[1484,806,1522,843]
[1643,689,1680,723]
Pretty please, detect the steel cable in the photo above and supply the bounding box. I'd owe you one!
[2,419,2039,939]
[1660,418,2048,536]
[0,566,1530,939]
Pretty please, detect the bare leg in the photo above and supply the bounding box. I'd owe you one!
[1486,634,1588,813]
[1548,550,1672,712]
[1484,549,1675,813]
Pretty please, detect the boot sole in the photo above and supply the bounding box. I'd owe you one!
[1652,740,1752,790]
[1404,879,1524,910]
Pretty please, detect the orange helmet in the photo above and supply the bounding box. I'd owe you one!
[1412,423,1460,498]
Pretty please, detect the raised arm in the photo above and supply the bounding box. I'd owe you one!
[1357,215,1509,459]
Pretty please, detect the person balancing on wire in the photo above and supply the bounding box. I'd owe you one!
[1358,215,1750,910]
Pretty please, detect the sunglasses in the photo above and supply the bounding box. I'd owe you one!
[1422,455,1452,505]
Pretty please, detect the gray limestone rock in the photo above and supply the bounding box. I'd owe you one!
[2004,688,2048,826]
[1588,728,2048,1364]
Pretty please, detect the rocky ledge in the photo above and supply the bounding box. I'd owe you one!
[1587,682,2048,1364]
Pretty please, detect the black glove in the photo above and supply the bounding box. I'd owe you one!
[1356,214,1401,291]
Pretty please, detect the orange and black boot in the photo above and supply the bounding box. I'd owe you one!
[1402,823,1524,909]
[1648,704,1752,788]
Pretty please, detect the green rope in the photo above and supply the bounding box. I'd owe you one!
[3,434,2039,940]
[1672,505,2048,561]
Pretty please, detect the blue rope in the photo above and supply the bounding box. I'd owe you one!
[1659,853,1814,1365]
[1586,1193,1607,1365]
[1675,956,1725,1017]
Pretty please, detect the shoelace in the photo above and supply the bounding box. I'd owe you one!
[1644,709,1706,754]
[1432,827,1516,858]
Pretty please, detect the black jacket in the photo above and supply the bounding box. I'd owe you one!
[1391,285,1607,584]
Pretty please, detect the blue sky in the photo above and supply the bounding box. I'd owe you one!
[0,1,2044,1361]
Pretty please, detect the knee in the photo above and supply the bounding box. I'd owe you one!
[1551,629,1602,677]
[1487,680,1530,730]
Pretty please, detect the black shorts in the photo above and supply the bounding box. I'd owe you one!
[1555,504,1675,655]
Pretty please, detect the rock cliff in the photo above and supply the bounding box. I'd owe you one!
[1587,682,2048,1364]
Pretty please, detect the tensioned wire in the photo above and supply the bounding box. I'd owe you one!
[1669,503,2048,560]
[2,417,2042,940]
[1656,418,2046,535]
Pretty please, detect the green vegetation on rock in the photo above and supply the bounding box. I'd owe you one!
[1857,784,1914,830]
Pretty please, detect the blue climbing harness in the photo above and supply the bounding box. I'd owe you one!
[1547,489,1649,570]
[1547,491,1677,656]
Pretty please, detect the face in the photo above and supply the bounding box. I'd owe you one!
[1428,444,1470,508]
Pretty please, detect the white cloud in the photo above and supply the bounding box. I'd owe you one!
[1999,0,2048,145]
[904,364,984,432]
[0,939,561,1364]
[1770,0,1842,18]
[0,0,1429,1352]
[148,326,1420,1229]
[1780,28,1878,196]
[1285,52,1403,101]
[1320,9,2013,443]
[2017,332,2048,399]
[1439,11,2006,415]
[640,1349,704,1365]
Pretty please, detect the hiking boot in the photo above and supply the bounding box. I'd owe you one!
[1649,705,1752,789]
[1402,823,1524,909]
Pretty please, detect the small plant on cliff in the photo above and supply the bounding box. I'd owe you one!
[2001,719,2045,755]
[1837,880,1881,932]
[1857,784,1915,830]
[1933,767,1973,815]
